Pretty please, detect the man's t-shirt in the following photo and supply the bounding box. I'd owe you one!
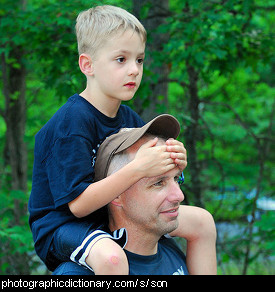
[28,94,144,265]
[125,238,188,275]
[52,238,189,275]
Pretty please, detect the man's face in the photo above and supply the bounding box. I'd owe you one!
[119,163,184,237]
[91,29,145,103]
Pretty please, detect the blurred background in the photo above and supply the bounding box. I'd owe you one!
[0,0,274,275]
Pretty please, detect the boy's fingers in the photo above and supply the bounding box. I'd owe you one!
[166,144,186,153]
[139,137,158,149]
[166,138,183,146]
[170,152,186,160]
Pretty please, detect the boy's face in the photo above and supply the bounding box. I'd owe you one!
[91,29,145,103]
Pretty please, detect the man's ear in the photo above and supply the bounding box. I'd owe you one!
[110,196,122,207]
[78,53,94,76]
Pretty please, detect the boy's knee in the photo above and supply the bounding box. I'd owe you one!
[107,249,127,267]
[197,208,217,240]
[86,238,128,274]
[97,246,128,274]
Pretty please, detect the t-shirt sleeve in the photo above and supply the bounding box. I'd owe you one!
[46,135,95,208]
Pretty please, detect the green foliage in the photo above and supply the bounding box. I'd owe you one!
[0,0,274,274]
[0,188,35,274]
[255,212,275,256]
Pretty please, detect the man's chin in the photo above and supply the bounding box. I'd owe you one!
[159,220,179,236]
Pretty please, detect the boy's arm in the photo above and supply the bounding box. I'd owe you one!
[69,138,175,218]
[170,205,217,275]
[69,161,143,218]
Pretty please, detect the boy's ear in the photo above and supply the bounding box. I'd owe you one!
[79,53,94,76]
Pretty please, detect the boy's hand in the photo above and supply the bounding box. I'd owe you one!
[166,138,187,171]
[132,137,176,178]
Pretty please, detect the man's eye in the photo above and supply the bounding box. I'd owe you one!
[116,57,125,63]
[153,180,163,187]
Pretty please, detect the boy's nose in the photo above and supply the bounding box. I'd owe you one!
[128,61,139,76]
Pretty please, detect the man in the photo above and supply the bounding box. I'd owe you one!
[99,120,188,274]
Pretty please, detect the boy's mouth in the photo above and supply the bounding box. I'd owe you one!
[124,82,136,89]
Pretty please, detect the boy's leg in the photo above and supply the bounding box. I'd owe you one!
[49,221,128,274]
[86,237,128,275]
[169,205,217,275]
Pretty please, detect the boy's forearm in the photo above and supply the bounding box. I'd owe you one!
[170,205,217,274]
[69,160,143,218]
[185,232,217,275]
[170,205,216,240]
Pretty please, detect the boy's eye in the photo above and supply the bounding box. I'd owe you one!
[136,58,144,64]
[116,57,125,63]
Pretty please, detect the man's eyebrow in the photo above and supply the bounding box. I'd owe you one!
[145,175,164,185]
[147,170,182,183]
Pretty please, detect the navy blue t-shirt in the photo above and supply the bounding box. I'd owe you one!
[125,238,188,275]
[28,94,144,264]
[52,238,188,275]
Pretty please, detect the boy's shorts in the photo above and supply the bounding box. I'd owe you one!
[46,220,127,272]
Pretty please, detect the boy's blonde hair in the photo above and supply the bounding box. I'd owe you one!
[75,5,147,58]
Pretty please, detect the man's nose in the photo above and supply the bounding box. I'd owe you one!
[168,182,184,203]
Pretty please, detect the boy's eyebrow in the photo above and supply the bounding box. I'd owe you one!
[113,49,145,56]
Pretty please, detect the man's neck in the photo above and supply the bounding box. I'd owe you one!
[109,221,160,256]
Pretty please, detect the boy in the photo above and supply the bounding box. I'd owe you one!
[29,5,216,274]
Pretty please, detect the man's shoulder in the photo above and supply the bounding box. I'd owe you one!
[159,237,185,255]
[158,238,189,275]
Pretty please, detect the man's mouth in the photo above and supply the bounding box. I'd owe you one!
[160,207,179,217]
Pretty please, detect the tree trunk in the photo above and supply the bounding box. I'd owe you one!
[2,46,27,214]
[184,63,204,207]
[132,0,170,121]
[1,45,30,274]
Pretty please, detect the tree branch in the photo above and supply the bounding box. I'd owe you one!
[158,77,189,88]
[1,52,10,109]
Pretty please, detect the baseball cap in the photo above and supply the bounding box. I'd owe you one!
[94,114,180,182]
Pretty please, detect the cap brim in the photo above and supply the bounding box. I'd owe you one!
[94,114,180,181]
[115,114,180,154]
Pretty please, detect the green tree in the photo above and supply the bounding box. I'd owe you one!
[159,0,273,207]
[0,0,274,275]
